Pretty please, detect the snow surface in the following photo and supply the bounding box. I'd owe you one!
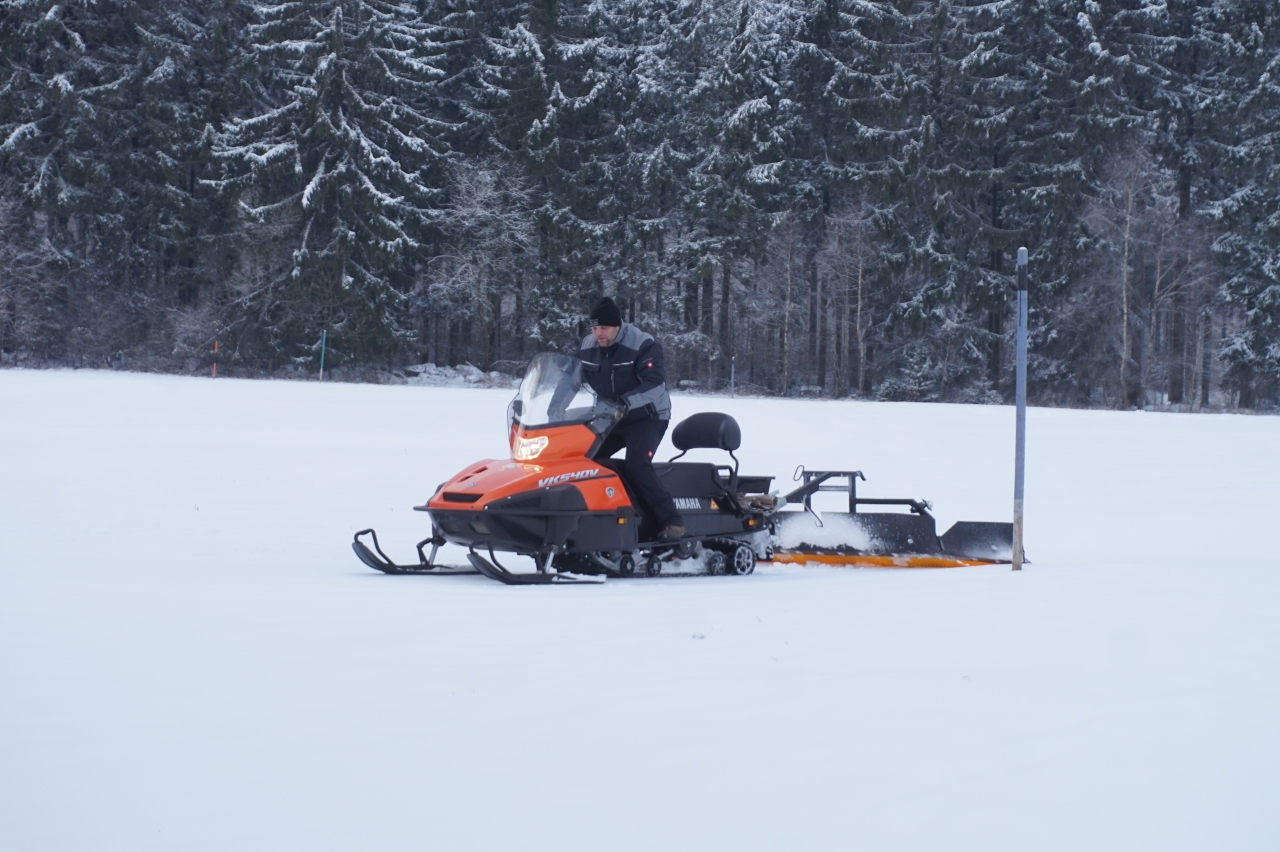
[2,369,1278,851]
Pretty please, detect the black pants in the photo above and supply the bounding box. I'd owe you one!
[593,418,683,530]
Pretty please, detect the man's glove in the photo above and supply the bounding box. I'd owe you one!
[617,396,632,414]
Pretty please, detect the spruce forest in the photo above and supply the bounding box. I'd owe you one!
[2,0,1278,408]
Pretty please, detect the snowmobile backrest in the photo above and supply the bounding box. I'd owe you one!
[671,412,741,452]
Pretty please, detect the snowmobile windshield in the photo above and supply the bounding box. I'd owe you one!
[511,352,601,428]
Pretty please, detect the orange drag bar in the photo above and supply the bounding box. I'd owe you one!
[771,553,1001,569]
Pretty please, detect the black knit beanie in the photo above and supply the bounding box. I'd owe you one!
[588,296,623,327]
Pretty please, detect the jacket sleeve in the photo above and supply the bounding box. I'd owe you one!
[621,338,667,410]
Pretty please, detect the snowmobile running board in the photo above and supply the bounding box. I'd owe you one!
[352,529,479,575]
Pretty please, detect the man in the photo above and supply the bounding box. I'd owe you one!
[579,296,685,541]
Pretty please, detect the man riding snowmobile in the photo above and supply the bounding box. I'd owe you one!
[350,343,1017,583]
[579,297,685,541]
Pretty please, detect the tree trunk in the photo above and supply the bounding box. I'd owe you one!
[987,308,1003,389]
[855,215,866,398]
[719,261,731,383]
[808,259,819,385]
[489,290,502,368]
[701,271,713,383]
[682,279,698,382]
[701,272,713,336]
[1119,172,1136,408]
[1142,251,1163,408]
[1200,309,1212,406]
[1167,286,1186,404]
[1190,306,1205,408]
[816,270,827,391]
[514,279,524,359]
[837,246,849,396]
[1239,378,1255,410]
[781,222,795,395]
[989,156,1003,385]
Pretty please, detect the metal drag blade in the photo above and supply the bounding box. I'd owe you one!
[939,521,1015,562]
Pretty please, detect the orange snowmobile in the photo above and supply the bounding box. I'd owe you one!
[353,352,776,584]
[352,352,1015,584]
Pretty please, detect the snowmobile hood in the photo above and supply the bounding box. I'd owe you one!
[424,455,632,514]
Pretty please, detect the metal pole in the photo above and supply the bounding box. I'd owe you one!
[1013,247,1028,571]
[730,355,736,398]
[319,329,327,381]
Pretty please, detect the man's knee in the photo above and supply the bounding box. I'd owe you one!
[623,449,656,475]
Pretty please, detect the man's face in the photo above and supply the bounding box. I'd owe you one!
[592,324,621,347]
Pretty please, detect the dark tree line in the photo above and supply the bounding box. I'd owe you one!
[2,0,1278,408]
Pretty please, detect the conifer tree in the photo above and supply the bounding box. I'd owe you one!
[214,0,454,364]
[1208,0,1280,405]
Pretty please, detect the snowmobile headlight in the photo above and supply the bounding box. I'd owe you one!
[513,435,549,460]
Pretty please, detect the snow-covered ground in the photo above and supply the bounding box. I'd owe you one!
[2,369,1277,851]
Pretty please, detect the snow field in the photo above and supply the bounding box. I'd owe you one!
[2,369,1278,851]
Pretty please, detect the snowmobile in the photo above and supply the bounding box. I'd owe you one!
[352,352,775,584]
[352,351,1015,585]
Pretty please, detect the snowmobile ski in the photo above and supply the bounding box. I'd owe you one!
[352,529,479,575]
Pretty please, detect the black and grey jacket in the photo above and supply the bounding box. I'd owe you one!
[579,323,672,422]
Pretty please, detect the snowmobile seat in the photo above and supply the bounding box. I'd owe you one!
[663,413,772,502]
[652,462,733,500]
[671,412,741,455]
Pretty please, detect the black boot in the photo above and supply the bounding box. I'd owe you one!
[657,523,686,542]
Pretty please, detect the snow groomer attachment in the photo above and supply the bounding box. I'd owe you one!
[770,468,1014,568]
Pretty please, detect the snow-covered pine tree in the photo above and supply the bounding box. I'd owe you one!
[214,0,454,366]
[862,0,1006,400]
[1005,0,1164,406]
[0,1,153,359]
[129,0,251,343]
[677,0,808,391]
[530,0,669,353]
[454,0,640,356]
[860,0,1150,403]
[588,0,683,331]
[792,0,911,395]
[627,0,716,337]
[1207,0,1280,407]
[1,1,126,256]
